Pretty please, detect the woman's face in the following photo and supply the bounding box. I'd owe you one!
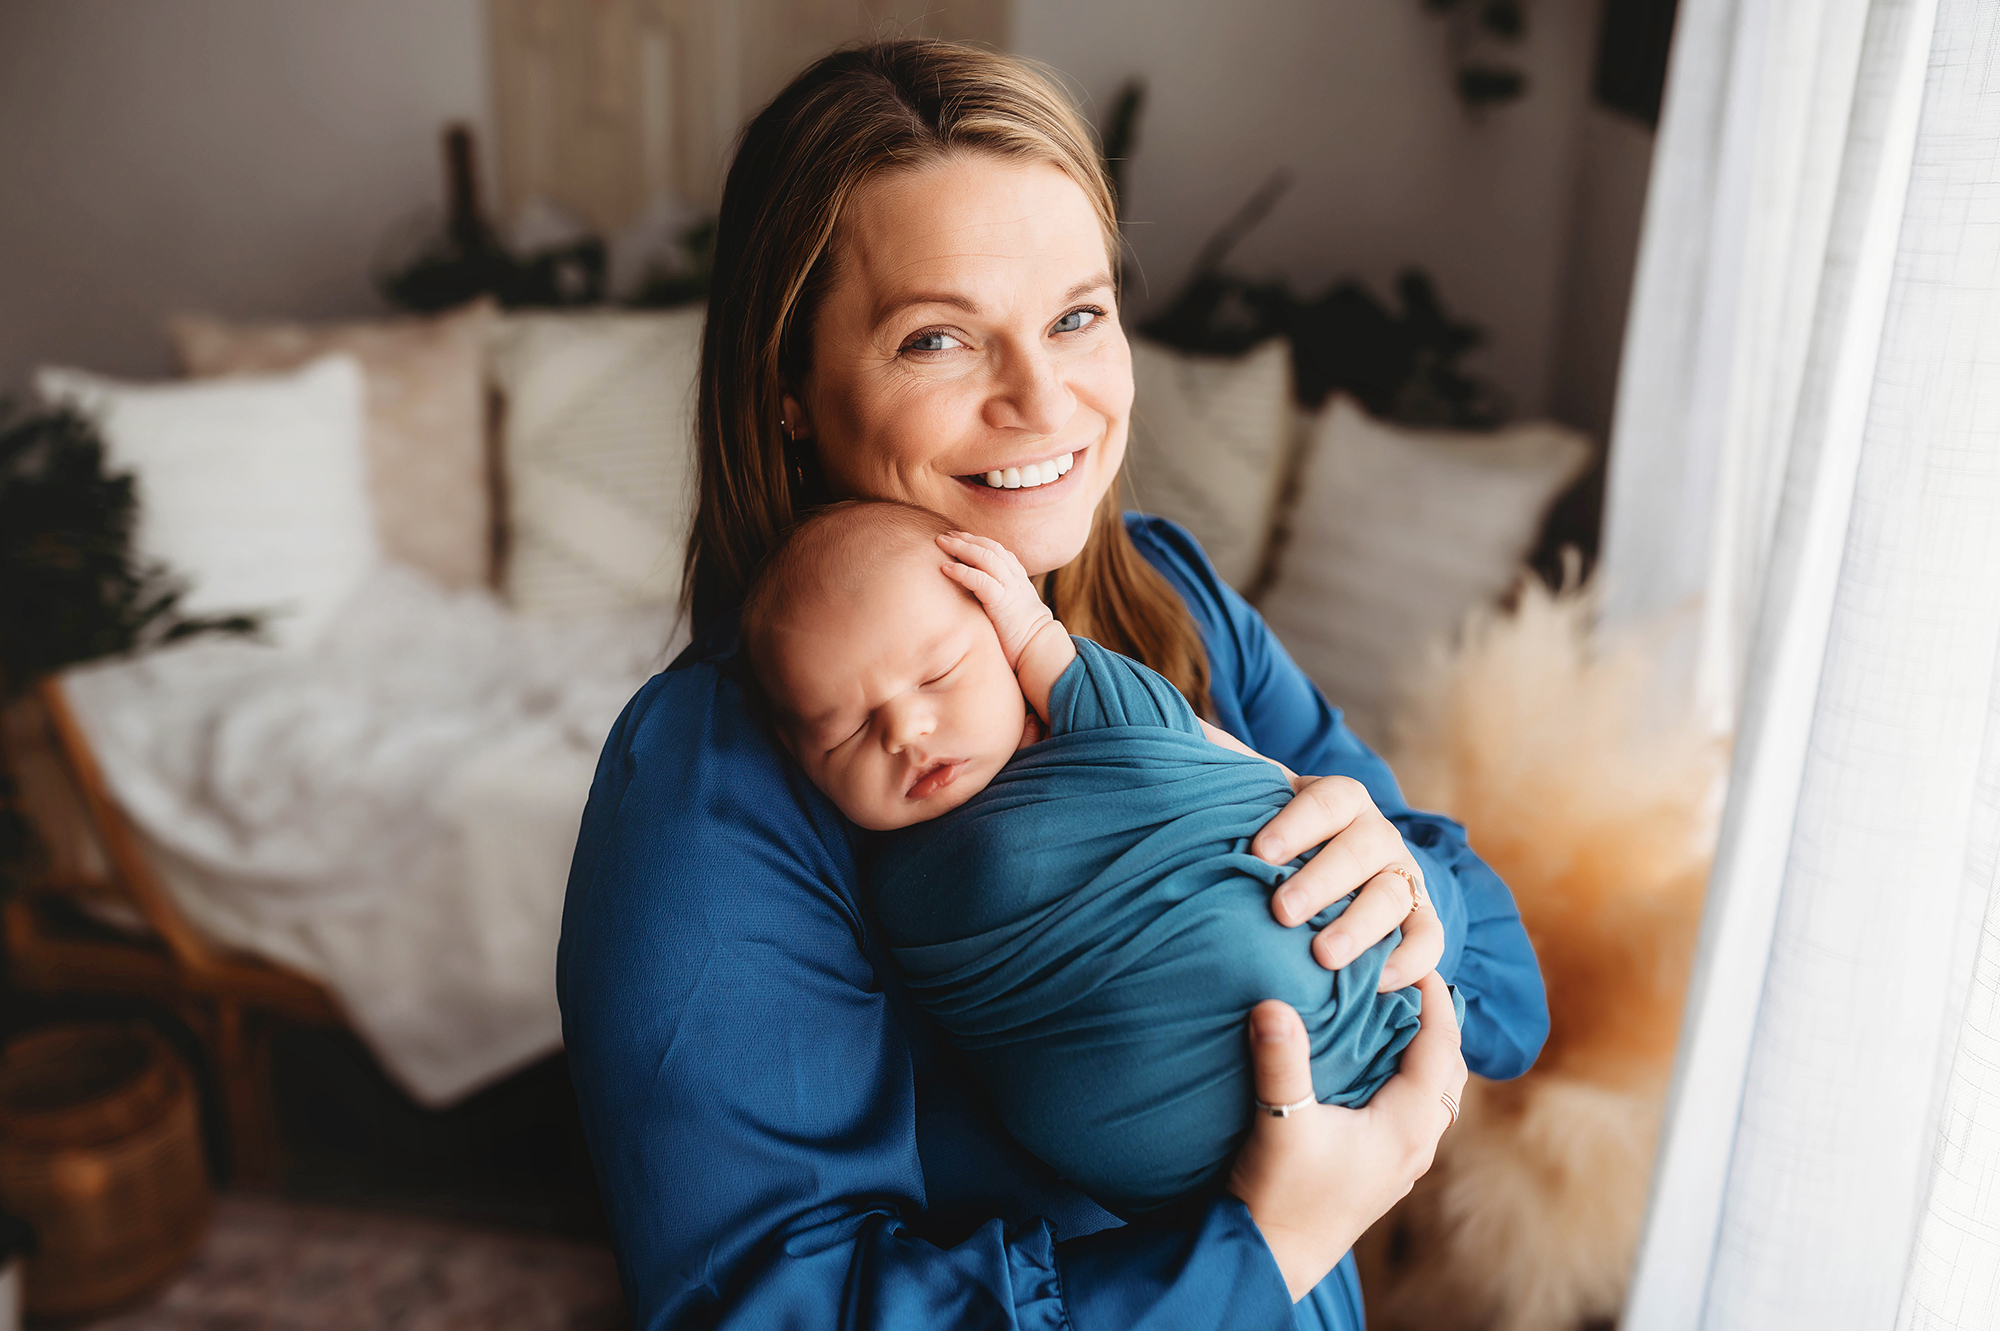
[789,154,1132,578]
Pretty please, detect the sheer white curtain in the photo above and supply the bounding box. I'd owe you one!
[1601,0,2000,1324]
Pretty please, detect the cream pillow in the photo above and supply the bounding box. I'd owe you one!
[488,310,703,617]
[36,355,378,650]
[1259,397,1591,746]
[170,300,498,590]
[1124,337,1296,592]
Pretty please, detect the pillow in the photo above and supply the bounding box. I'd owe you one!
[1123,337,1296,592]
[36,355,378,651]
[488,310,703,617]
[169,300,497,590]
[1258,396,1591,746]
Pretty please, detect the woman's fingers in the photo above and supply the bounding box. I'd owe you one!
[1310,868,1421,972]
[1378,894,1444,992]
[1261,780,1407,931]
[1246,1000,1315,1117]
[1362,973,1465,1178]
[1253,775,1368,867]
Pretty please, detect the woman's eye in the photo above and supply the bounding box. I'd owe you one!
[1052,307,1101,335]
[905,330,966,353]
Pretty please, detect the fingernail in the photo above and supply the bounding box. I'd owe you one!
[1376,964,1400,992]
[1276,886,1304,924]
[1252,1008,1290,1043]
[1321,935,1356,969]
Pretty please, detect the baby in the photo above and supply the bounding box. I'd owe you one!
[743,500,1455,1212]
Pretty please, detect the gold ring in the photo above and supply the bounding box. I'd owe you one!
[1440,1089,1460,1127]
[1381,864,1425,916]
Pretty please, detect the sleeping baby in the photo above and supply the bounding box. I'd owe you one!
[741,499,1459,1212]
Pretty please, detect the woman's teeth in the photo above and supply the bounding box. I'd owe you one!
[980,453,1074,489]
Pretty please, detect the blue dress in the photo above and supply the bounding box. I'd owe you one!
[874,635,1458,1211]
[559,515,1548,1330]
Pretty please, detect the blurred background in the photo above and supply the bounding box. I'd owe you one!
[0,1,1679,1326]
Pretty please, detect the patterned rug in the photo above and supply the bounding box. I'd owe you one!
[87,1194,626,1330]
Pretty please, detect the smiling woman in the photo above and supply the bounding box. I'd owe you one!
[558,38,1546,1331]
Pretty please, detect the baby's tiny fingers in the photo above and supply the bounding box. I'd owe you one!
[939,560,1004,604]
[940,531,1024,576]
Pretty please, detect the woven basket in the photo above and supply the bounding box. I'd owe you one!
[0,1022,212,1318]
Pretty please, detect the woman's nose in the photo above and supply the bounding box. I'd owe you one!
[983,344,1074,438]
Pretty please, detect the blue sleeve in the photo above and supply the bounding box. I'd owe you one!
[557,656,1300,1330]
[1127,515,1548,1081]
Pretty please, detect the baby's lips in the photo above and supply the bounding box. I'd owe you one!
[907,759,966,801]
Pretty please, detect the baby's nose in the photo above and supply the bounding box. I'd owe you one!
[881,697,936,752]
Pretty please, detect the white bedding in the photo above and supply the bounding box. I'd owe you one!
[61,566,683,1106]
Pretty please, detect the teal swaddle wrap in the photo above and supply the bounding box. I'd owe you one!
[871,637,1462,1212]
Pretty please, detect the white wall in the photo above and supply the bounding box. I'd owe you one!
[1551,106,1656,438]
[0,0,489,393]
[0,0,1648,432]
[1014,0,1609,421]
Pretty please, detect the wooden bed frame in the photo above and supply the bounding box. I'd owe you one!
[2,678,343,1186]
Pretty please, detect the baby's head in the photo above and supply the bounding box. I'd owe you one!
[743,500,1029,831]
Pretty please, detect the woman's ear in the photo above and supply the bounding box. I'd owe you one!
[780,391,815,442]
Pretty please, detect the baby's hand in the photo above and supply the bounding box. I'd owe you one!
[937,532,1058,671]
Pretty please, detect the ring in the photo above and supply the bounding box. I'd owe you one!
[1440,1089,1460,1127]
[1381,864,1426,917]
[1255,1092,1318,1117]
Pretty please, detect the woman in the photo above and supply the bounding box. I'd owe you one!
[559,39,1547,1329]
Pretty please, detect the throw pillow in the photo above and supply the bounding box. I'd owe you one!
[1123,337,1296,593]
[169,300,497,590]
[36,355,378,651]
[488,309,703,617]
[1258,396,1592,746]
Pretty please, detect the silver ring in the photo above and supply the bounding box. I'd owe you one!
[1440,1090,1461,1127]
[1255,1092,1318,1118]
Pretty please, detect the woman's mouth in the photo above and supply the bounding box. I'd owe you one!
[907,759,967,800]
[956,450,1077,492]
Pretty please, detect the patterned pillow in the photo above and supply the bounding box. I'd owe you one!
[487,310,703,617]
[1123,337,1297,594]
[170,301,497,590]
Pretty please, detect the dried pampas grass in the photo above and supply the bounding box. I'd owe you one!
[1356,576,1723,1331]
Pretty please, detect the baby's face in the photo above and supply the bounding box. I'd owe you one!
[760,551,1028,831]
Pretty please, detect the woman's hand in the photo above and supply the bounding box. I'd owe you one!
[1254,775,1443,993]
[1228,974,1466,1301]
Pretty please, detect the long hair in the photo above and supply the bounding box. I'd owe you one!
[685,38,1210,714]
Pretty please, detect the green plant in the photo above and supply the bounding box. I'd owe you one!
[0,402,258,698]
[1139,173,1504,429]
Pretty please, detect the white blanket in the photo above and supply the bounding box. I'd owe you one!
[62,566,682,1105]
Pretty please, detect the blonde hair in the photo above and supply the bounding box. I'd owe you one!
[685,38,1210,714]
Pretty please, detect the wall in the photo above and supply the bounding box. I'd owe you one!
[1013,0,1618,422]
[0,0,1650,430]
[1551,105,1656,438]
[0,0,489,393]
